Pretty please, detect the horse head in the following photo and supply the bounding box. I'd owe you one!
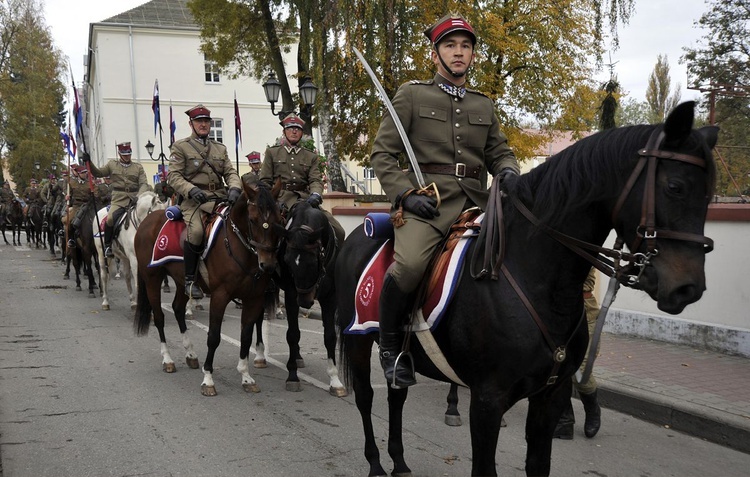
[239,178,284,274]
[282,202,329,309]
[614,101,718,314]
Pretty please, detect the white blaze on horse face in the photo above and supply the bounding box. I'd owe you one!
[295,253,301,267]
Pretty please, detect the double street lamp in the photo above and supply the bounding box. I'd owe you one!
[262,72,318,119]
[145,139,167,171]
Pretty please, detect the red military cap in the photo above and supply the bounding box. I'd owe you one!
[49,174,56,180]
[424,13,476,46]
[60,170,69,177]
[246,151,261,164]
[186,104,211,120]
[280,113,304,129]
[117,142,132,155]
[30,178,38,184]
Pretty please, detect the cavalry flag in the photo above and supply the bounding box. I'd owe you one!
[234,92,242,149]
[60,131,75,159]
[152,79,162,135]
[70,66,83,140]
[169,101,176,145]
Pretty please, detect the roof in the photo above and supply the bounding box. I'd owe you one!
[101,0,196,28]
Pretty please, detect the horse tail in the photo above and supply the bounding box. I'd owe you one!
[134,271,152,336]
[336,310,355,391]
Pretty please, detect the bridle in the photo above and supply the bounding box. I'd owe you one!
[223,197,281,276]
[284,213,338,296]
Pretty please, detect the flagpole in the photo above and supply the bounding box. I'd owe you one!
[234,91,241,171]
[153,80,166,171]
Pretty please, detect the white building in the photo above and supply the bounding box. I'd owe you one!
[84,0,301,183]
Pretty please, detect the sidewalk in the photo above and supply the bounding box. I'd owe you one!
[594,333,750,454]
[297,300,750,455]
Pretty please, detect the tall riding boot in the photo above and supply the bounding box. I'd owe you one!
[378,273,416,389]
[183,241,204,299]
[103,222,114,258]
[580,389,601,438]
[553,398,575,440]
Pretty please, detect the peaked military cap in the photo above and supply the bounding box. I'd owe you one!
[186,104,212,120]
[280,113,305,129]
[425,13,476,46]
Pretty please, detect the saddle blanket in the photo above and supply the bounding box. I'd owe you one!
[344,214,481,335]
[148,205,228,267]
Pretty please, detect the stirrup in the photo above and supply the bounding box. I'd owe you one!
[104,245,114,258]
[185,281,204,300]
[389,350,417,389]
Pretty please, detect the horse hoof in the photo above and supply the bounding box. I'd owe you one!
[163,362,177,373]
[295,358,305,368]
[286,381,302,392]
[444,414,462,427]
[253,359,267,369]
[88,292,96,298]
[186,357,200,369]
[102,304,110,311]
[329,386,348,398]
[201,384,217,397]
[243,383,261,393]
[76,286,82,291]
[63,275,69,280]
[163,286,171,293]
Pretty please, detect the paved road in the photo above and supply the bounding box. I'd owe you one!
[1,243,750,476]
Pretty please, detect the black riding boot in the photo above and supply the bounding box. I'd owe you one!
[580,389,601,438]
[103,223,114,258]
[378,273,416,389]
[553,398,575,440]
[183,241,204,299]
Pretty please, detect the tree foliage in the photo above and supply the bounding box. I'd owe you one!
[645,54,681,123]
[683,0,750,197]
[190,0,635,191]
[0,0,66,190]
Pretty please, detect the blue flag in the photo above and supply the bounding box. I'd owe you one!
[152,79,161,135]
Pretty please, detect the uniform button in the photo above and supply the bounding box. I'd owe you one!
[457,150,463,155]
[454,97,459,102]
[479,118,483,122]
[431,111,435,116]
[455,123,460,128]
[456,136,461,141]
[456,109,461,114]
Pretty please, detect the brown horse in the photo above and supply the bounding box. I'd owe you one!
[133,180,284,396]
[1,200,24,246]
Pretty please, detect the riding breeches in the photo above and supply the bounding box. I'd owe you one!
[390,216,445,294]
[106,204,126,227]
[181,200,215,247]
[573,296,600,394]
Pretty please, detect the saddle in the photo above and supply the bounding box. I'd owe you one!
[148,204,229,267]
[345,208,482,334]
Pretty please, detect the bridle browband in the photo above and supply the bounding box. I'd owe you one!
[223,197,280,277]
[284,212,339,296]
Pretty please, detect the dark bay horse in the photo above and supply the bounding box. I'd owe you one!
[268,202,346,395]
[335,102,718,476]
[25,202,44,249]
[133,180,284,396]
[65,197,99,296]
[1,200,24,246]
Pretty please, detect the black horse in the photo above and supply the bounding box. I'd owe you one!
[25,202,45,249]
[1,200,24,246]
[65,198,99,296]
[335,102,718,477]
[267,202,347,395]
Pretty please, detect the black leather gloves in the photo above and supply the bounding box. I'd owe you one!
[496,168,518,183]
[81,153,91,163]
[227,187,241,205]
[188,187,208,204]
[306,192,323,208]
[402,193,440,219]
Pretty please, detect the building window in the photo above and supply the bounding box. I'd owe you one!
[204,57,220,83]
[210,119,223,143]
[363,167,376,179]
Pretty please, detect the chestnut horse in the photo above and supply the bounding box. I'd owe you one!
[133,180,284,396]
[336,102,717,476]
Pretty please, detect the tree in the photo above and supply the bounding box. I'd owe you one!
[645,54,681,123]
[616,97,650,126]
[683,0,750,197]
[0,0,66,188]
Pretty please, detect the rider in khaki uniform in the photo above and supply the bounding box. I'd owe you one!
[83,142,150,257]
[22,179,42,216]
[241,151,263,186]
[168,104,242,299]
[40,175,61,225]
[63,165,94,249]
[260,114,345,238]
[370,13,520,388]
[1,180,15,220]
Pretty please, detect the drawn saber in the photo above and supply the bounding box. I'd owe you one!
[352,47,426,189]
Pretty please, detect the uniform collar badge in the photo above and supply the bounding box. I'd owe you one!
[439,82,466,99]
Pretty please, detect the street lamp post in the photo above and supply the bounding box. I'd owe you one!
[262,72,318,127]
[145,139,166,173]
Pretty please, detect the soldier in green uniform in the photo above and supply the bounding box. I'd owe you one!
[241,151,262,186]
[167,104,242,299]
[260,114,345,238]
[22,178,42,216]
[40,175,61,226]
[154,170,175,204]
[64,165,94,249]
[370,13,520,388]
[0,180,15,222]
[83,142,150,257]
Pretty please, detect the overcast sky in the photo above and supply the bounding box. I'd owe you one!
[45,0,710,105]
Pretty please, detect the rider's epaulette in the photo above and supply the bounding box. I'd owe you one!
[465,88,490,99]
[408,79,434,86]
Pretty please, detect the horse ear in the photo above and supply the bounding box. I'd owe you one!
[698,125,720,150]
[663,101,695,146]
[272,178,283,200]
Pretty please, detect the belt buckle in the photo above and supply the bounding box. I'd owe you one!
[455,163,466,178]
[208,183,216,192]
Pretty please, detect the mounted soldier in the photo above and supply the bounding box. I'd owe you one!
[83,141,150,257]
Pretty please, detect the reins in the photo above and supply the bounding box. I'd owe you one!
[221,197,279,279]
[284,208,339,295]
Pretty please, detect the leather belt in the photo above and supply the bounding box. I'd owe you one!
[196,183,224,192]
[420,163,482,180]
[113,187,136,193]
[283,182,308,192]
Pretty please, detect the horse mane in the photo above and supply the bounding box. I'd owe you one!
[514,124,716,228]
[253,183,279,218]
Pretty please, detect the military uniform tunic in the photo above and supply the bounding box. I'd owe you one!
[168,133,241,246]
[88,160,149,225]
[371,73,520,292]
[23,186,42,206]
[61,178,91,229]
[260,144,323,210]
[0,187,15,217]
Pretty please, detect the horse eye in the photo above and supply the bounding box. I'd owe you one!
[666,180,684,196]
